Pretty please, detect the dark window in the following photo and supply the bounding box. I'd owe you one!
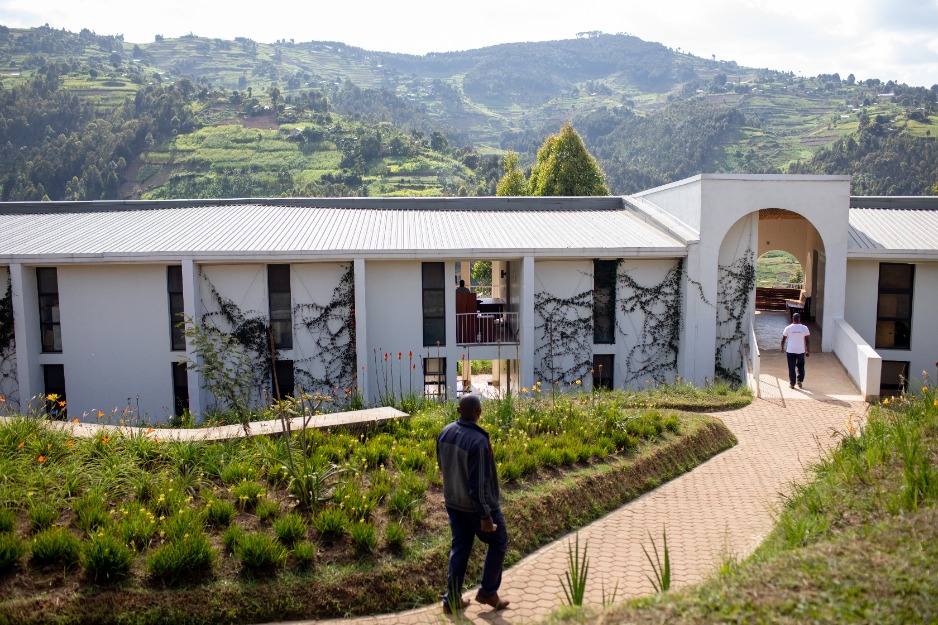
[168,266,186,351]
[880,360,910,396]
[875,263,914,349]
[273,359,295,401]
[593,260,616,344]
[592,354,614,390]
[43,364,66,419]
[422,263,446,346]
[424,357,446,397]
[268,264,293,350]
[172,362,189,417]
[37,267,61,353]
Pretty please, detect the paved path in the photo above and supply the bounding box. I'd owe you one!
[276,351,867,625]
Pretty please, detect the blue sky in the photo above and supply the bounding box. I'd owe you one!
[1,0,936,86]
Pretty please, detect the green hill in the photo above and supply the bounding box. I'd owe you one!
[0,24,935,200]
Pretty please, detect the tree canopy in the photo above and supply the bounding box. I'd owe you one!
[496,123,609,196]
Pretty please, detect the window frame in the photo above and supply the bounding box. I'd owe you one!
[171,361,189,417]
[423,357,447,398]
[592,354,614,390]
[874,263,914,350]
[37,267,61,353]
[267,264,293,350]
[43,364,66,419]
[422,262,446,347]
[167,265,186,351]
[593,260,617,345]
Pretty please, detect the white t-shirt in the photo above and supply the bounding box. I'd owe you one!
[783,323,810,354]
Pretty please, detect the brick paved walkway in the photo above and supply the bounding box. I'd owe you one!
[275,352,867,625]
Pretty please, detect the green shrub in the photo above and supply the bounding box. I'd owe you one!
[387,490,419,518]
[0,533,27,571]
[394,445,431,472]
[83,534,134,584]
[31,526,82,567]
[162,509,204,543]
[231,480,266,511]
[312,507,348,536]
[202,498,236,528]
[73,491,111,534]
[349,520,377,556]
[118,506,157,551]
[273,512,307,545]
[220,460,260,484]
[256,498,280,523]
[28,501,60,534]
[384,521,406,552]
[235,531,287,571]
[147,533,215,586]
[0,507,16,533]
[292,540,317,570]
[222,524,245,554]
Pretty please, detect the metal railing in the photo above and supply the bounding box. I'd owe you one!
[456,312,519,345]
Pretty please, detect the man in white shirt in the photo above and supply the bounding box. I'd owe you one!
[781,312,810,389]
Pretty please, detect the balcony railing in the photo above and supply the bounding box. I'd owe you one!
[456,312,519,346]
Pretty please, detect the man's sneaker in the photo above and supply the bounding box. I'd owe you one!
[790,384,795,389]
[797,382,803,389]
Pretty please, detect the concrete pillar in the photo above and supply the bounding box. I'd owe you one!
[353,258,369,403]
[10,263,39,411]
[181,259,203,418]
[520,256,535,391]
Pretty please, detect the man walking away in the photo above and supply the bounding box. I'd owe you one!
[436,394,510,614]
[782,312,810,389]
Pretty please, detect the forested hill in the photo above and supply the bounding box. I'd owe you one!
[0,24,936,201]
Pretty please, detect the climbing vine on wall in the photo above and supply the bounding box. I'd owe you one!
[618,259,684,385]
[715,251,756,383]
[199,269,275,402]
[294,264,356,394]
[534,289,594,386]
[0,272,18,404]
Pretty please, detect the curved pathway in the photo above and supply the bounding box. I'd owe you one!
[276,351,868,625]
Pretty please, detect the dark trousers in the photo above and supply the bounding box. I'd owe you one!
[443,507,508,603]
[787,352,806,385]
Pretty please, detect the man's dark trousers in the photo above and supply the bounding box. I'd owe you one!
[443,507,508,603]
[787,352,806,386]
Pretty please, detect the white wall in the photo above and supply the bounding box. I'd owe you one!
[615,258,684,388]
[198,264,269,409]
[0,266,17,404]
[54,265,177,420]
[364,260,427,401]
[533,260,593,386]
[292,262,354,395]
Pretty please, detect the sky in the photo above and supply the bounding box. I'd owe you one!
[1,0,937,87]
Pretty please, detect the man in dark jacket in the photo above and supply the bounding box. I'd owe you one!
[436,394,510,613]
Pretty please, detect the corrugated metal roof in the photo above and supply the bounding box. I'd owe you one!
[849,207,938,255]
[0,202,686,261]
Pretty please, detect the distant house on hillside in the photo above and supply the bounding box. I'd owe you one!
[1,174,936,420]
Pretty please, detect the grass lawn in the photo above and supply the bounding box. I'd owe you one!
[0,386,746,624]
[549,383,938,624]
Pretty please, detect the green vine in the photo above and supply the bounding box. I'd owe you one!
[199,269,276,401]
[534,289,594,386]
[617,259,684,385]
[294,264,356,393]
[714,252,756,384]
[0,271,17,404]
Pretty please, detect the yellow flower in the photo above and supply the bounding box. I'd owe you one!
[46,393,59,401]
[575,379,581,385]
[883,397,890,404]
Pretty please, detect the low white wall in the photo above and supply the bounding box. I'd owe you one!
[831,317,881,401]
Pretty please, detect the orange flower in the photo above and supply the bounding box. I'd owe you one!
[0,396,5,402]
[147,428,155,434]
[66,440,74,447]
[72,418,79,423]
[101,436,110,443]
[408,351,413,359]
[37,455,46,463]
[17,441,24,449]
[58,400,66,407]
[97,411,105,419]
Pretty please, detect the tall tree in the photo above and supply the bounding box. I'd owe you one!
[495,151,525,196]
[526,123,609,196]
